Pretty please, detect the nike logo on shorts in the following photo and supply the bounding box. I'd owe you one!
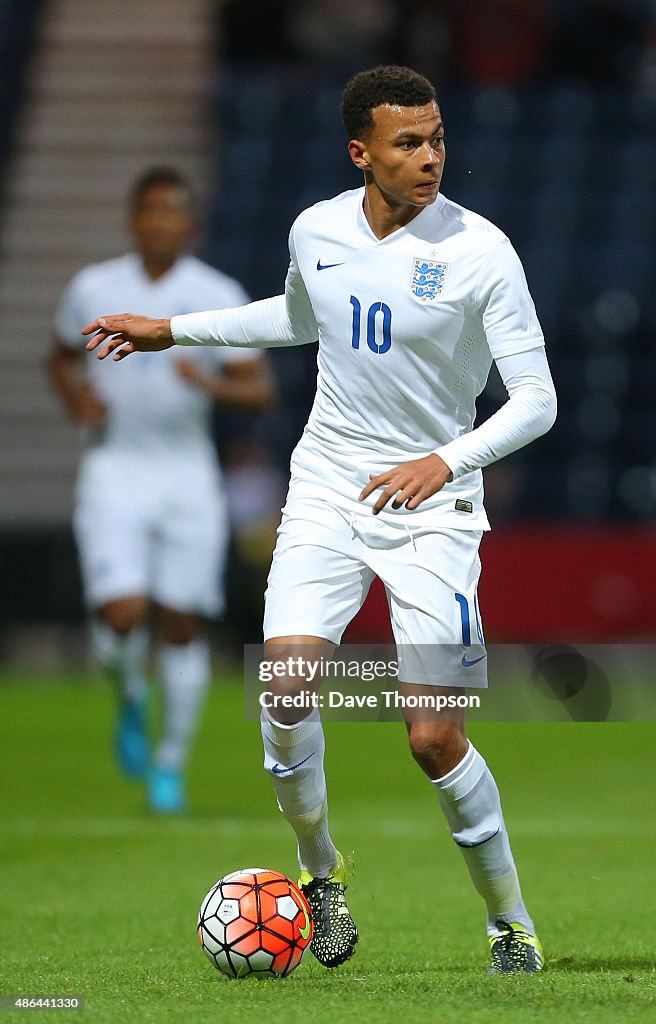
[461,653,487,668]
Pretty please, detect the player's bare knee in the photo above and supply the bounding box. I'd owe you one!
[158,607,201,645]
[264,682,319,726]
[102,597,148,636]
[408,721,465,775]
[407,722,443,763]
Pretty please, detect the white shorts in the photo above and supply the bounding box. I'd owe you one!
[73,449,229,616]
[263,495,487,687]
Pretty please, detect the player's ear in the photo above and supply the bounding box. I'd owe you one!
[348,139,370,171]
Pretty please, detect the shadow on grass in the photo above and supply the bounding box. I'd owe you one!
[547,956,656,974]
[325,956,656,982]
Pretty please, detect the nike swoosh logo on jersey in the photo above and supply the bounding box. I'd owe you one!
[316,260,345,271]
[461,653,487,668]
[270,753,314,774]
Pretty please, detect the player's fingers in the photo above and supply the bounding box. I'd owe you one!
[392,488,414,509]
[98,313,133,327]
[81,313,132,337]
[359,475,387,501]
[84,330,112,351]
[372,484,403,515]
[93,335,129,360]
[390,478,421,508]
[361,468,402,498]
[405,490,429,510]
[112,342,136,361]
[406,471,450,508]
[405,478,439,509]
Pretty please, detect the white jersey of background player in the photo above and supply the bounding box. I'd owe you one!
[49,168,273,814]
[84,70,556,974]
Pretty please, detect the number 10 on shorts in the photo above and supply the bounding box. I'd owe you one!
[455,592,484,646]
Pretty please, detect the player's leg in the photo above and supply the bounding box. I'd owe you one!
[148,607,210,812]
[376,527,542,973]
[261,497,372,966]
[73,455,152,778]
[95,596,151,777]
[402,695,541,971]
[262,634,358,969]
[94,596,150,698]
[150,463,228,812]
[262,634,337,877]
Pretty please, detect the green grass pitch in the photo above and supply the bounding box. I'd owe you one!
[1,670,654,1024]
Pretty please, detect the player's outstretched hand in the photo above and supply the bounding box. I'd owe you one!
[82,313,174,360]
[359,453,453,514]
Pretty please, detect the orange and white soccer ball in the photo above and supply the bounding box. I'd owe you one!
[197,868,314,978]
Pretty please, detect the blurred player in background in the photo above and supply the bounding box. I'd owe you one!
[84,67,556,972]
[48,167,274,813]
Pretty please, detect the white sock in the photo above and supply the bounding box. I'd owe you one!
[92,621,149,704]
[154,639,211,772]
[261,706,337,877]
[433,742,534,937]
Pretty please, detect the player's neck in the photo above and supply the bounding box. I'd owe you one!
[362,186,425,240]
[140,255,179,282]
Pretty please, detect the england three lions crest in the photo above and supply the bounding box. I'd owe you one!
[411,258,448,302]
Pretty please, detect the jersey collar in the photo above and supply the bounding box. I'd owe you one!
[355,189,445,245]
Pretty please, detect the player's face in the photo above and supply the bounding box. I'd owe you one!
[129,184,195,266]
[350,101,445,211]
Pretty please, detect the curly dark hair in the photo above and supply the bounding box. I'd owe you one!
[130,167,195,212]
[340,65,437,140]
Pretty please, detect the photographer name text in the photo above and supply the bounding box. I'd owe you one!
[258,690,480,711]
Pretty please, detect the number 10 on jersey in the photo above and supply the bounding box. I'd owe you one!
[350,296,392,354]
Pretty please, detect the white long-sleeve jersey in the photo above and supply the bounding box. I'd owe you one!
[56,253,254,458]
[172,188,556,527]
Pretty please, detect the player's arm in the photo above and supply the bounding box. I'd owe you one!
[46,338,106,426]
[361,239,557,514]
[430,346,556,479]
[175,353,277,412]
[433,239,557,480]
[84,226,318,361]
[360,348,556,514]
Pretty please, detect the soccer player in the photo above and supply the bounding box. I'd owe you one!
[83,68,556,971]
[48,167,274,813]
